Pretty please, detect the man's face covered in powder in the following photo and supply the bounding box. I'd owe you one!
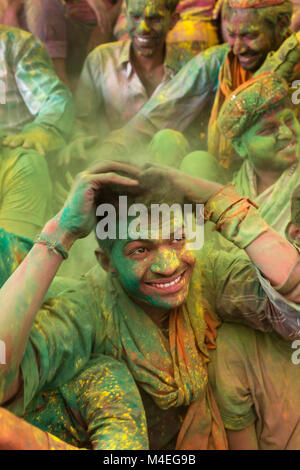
[226,8,284,72]
[126,0,175,58]
[237,105,300,172]
[109,220,196,311]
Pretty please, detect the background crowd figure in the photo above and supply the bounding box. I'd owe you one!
[1,0,300,451]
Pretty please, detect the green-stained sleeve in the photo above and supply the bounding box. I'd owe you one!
[11,31,74,144]
[255,34,300,82]
[208,323,256,431]
[70,356,149,450]
[0,229,33,288]
[74,51,105,138]
[20,276,106,412]
[0,147,52,236]
[103,44,230,148]
[200,243,278,332]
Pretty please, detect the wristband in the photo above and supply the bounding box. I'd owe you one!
[205,184,269,249]
[34,234,69,260]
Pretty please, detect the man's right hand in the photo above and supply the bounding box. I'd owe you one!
[55,161,140,240]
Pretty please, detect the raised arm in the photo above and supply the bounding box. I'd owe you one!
[0,161,140,404]
[142,165,300,337]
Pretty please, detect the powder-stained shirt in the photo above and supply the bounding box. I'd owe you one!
[0,25,73,140]
[6,246,300,449]
[0,234,147,450]
[74,39,196,138]
[23,355,149,450]
[104,34,300,150]
[65,0,98,23]
[208,322,300,449]
[104,43,230,148]
[0,146,53,238]
[0,228,32,288]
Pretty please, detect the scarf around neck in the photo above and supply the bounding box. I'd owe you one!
[87,257,227,449]
[208,51,252,169]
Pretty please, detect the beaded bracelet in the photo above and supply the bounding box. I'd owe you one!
[34,234,69,260]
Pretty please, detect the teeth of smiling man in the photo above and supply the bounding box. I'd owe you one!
[136,37,152,44]
[151,274,182,289]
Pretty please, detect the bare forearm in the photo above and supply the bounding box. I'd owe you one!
[245,229,299,288]
[204,184,299,288]
[0,219,75,394]
[227,423,259,450]
[0,407,80,450]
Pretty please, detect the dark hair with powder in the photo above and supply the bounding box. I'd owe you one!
[94,170,184,252]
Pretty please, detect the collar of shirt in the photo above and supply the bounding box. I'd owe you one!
[117,39,182,81]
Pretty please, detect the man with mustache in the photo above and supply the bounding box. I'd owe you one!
[93,0,300,171]
[62,0,194,170]
[181,72,300,237]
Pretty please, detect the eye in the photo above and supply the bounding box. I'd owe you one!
[244,33,258,40]
[134,247,148,254]
[130,13,141,20]
[171,234,185,246]
[257,125,277,136]
[148,14,161,22]
[129,246,150,259]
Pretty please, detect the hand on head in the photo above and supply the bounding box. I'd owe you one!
[56,161,141,240]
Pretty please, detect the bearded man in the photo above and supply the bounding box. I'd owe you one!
[92,0,300,172]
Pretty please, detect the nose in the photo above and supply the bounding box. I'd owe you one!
[232,37,247,56]
[136,18,150,34]
[150,249,180,276]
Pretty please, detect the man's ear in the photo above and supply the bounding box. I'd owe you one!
[232,137,248,159]
[95,248,117,274]
[170,11,180,30]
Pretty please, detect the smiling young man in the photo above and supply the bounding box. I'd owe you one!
[61,0,193,170]
[216,72,300,236]
[1,159,300,449]
[68,0,192,160]
[95,0,300,168]
[182,72,300,236]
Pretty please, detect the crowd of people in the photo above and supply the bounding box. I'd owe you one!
[0,0,300,451]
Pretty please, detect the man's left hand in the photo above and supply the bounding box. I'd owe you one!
[2,128,61,156]
[142,163,223,204]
